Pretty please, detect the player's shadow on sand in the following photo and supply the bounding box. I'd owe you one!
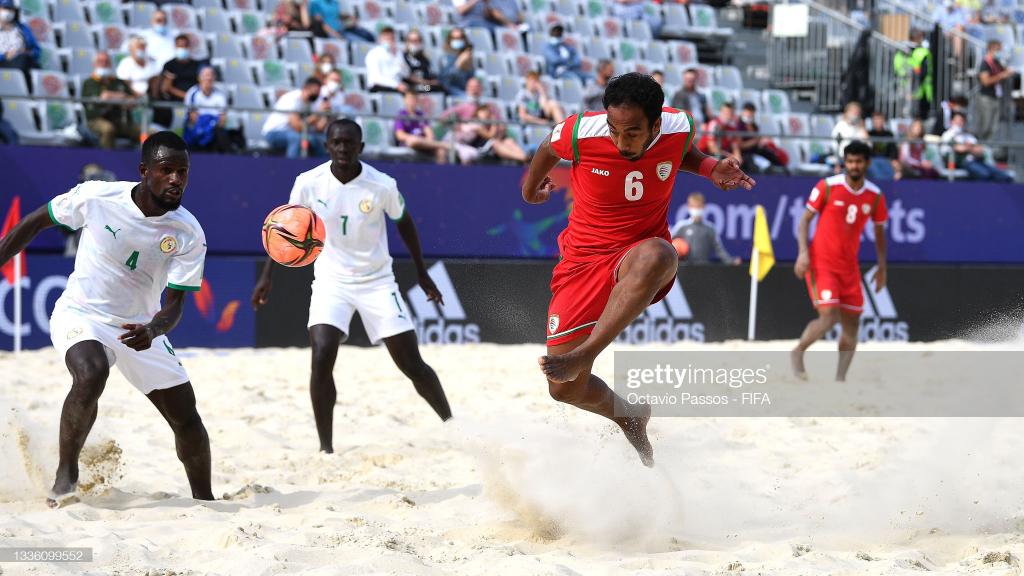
[80,488,321,512]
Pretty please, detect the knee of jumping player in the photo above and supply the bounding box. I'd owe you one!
[627,239,678,285]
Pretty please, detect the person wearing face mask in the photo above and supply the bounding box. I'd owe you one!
[402,29,442,94]
[116,37,160,98]
[263,77,326,158]
[81,51,139,149]
[0,0,41,89]
[309,70,358,133]
[831,101,868,160]
[138,10,176,68]
[440,28,475,96]
[155,34,207,129]
[312,52,336,84]
[365,27,408,93]
[543,24,590,85]
[670,193,741,266]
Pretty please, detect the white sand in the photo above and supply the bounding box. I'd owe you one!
[2,340,1024,575]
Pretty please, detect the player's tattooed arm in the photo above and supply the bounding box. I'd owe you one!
[120,289,187,351]
[793,209,815,279]
[680,146,756,191]
[521,136,560,204]
[396,210,443,305]
[0,205,55,268]
[252,257,276,310]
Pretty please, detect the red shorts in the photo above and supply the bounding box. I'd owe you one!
[546,239,675,346]
[805,263,863,314]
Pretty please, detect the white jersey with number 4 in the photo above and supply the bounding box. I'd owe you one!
[288,160,405,283]
[48,181,207,326]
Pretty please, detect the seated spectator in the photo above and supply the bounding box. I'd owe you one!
[340,12,375,44]
[0,97,18,145]
[455,104,527,164]
[670,68,710,126]
[365,27,407,93]
[155,34,206,129]
[0,0,40,90]
[452,0,522,30]
[698,102,740,160]
[308,0,342,38]
[735,102,787,173]
[941,111,1012,182]
[309,69,358,133]
[138,10,176,68]
[543,24,590,85]
[272,0,311,38]
[440,28,475,97]
[670,192,740,265]
[117,37,161,99]
[440,77,506,139]
[183,66,238,153]
[899,119,939,179]
[831,101,868,158]
[313,52,336,84]
[867,111,901,180]
[403,29,443,94]
[582,59,614,111]
[931,93,968,136]
[81,52,139,149]
[395,91,450,162]
[262,77,326,158]
[931,0,968,32]
[517,71,564,125]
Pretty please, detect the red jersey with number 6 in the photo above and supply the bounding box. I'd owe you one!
[806,173,889,269]
[549,109,697,262]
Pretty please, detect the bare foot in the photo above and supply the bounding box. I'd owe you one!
[616,404,654,468]
[790,348,807,381]
[538,349,591,384]
[46,480,78,509]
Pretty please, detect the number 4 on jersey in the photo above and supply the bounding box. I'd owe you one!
[125,250,140,271]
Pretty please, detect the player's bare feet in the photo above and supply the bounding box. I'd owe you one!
[46,479,78,509]
[616,404,654,467]
[538,350,591,384]
[791,348,808,381]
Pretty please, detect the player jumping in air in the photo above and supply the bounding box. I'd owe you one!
[252,119,451,454]
[792,140,888,381]
[521,73,755,466]
[0,132,214,506]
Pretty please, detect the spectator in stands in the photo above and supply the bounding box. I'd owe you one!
[308,0,342,38]
[831,101,869,158]
[262,76,326,158]
[312,69,358,122]
[582,59,614,111]
[82,51,139,149]
[0,0,40,90]
[440,28,475,97]
[931,0,968,32]
[441,77,503,125]
[735,102,787,174]
[698,102,740,160]
[155,34,205,129]
[139,10,176,68]
[272,0,312,38]
[117,37,160,99]
[0,98,18,145]
[932,93,967,136]
[455,104,527,164]
[670,68,710,126]
[403,29,443,94]
[452,0,522,30]
[650,70,668,106]
[866,111,901,181]
[671,192,741,266]
[941,111,1012,182]
[543,24,589,85]
[339,12,375,44]
[517,71,564,126]
[365,27,407,93]
[899,119,939,179]
[313,52,336,84]
[976,39,1015,142]
[182,66,236,153]
[394,90,450,163]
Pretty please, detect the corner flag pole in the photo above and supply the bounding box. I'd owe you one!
[13,250,21,354]
[747,246,758,341]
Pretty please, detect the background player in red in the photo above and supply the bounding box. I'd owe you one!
[792,140,888,381]
[521,73,755,466]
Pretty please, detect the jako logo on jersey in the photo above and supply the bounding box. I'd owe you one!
[617,278,705,343]
[406,262,480,344]
[591,168,610,177]
[826,265,909,342]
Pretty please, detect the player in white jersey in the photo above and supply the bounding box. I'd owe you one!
[0,132,214,506]
[252,119,451,453]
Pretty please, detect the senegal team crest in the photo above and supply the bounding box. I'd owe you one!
[656,161,672,181]
[548,314,560,335]
[359,199,373,214]
[160,235,178,254]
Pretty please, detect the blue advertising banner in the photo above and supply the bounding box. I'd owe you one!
[2,146,1022,263]
[0,255,256,351]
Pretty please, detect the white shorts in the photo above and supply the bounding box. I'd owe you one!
[49,303,190,395]
[307,274,415,345]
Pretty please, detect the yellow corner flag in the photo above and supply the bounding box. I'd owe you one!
[749,205,774,281]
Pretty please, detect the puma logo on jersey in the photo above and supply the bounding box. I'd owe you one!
[104,225,121,238]
[316,199,329,208]
[591,168,610,176]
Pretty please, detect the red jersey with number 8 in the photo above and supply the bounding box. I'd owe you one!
[806,173,888,270]
[549,109,697,262]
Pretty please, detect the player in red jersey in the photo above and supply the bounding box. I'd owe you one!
[521,73,755,466]
[792,141,889,381]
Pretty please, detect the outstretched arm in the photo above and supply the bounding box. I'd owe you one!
[522,136,560,204]
[0,205,54,267]
[681,145,756,191]
[396,210,443,304]
[120,288,188,351]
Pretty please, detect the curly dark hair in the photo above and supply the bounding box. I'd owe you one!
[602,72,664,128]
[843,140,872,161]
